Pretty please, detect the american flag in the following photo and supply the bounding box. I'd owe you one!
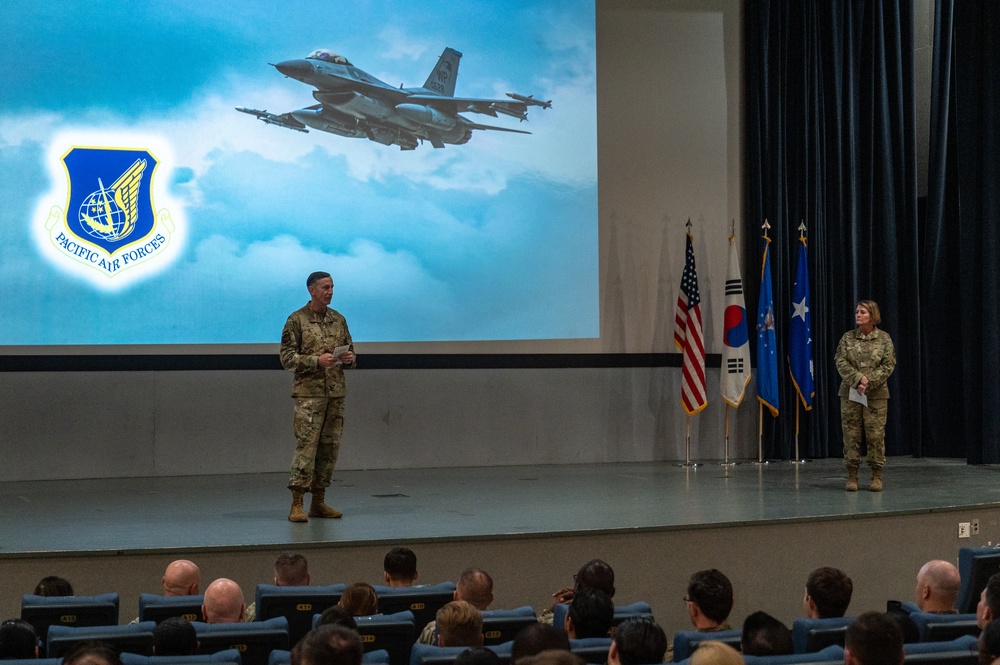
[673,231,707,415]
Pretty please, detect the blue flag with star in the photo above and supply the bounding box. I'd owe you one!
[789,236,815,409]
[757,235,779,416]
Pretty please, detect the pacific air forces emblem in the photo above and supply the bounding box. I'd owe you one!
[41,146,176,281]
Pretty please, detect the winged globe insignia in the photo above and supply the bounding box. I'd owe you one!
[80,158,146,241]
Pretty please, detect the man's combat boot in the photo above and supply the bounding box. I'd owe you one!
[309,488,343,519]
[870,467,884,492]
[845,465,859,492]
[288,490,308,523]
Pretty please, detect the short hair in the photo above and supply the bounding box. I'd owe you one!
[455,647,503,665]
[574,560,616,598]
[806,567,853,618]
[274,552,310,586]
[566,588,614,639]
[307,272,331,288]
[292,624,363,665]
[339,583,379,616]
[383,547,417,582]
[153,617,198,656]
[436,601,483,648]
[62,641,124,665]
[0,619,39,659]
[34,575,74,596]
[612,617,668,665]
[856,300,882,326]
[741,611,793,656]
[985,574,1000,619]
[980,619,1000,663]
[845,612,903,665]
[457,568,494,610]
[691,642,742,665]
[315,605,358,631]
[517,650,585,665]
[511,623,570,663]
[687,570,734,624]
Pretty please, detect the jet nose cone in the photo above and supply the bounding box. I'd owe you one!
[273,59,313,80]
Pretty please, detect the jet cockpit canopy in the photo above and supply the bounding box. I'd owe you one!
[306,49,351,65]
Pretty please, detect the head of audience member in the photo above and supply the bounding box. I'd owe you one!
[455,647,503,665]
[844,612,904,665]
[741,611,793,657]
[608,617,667,665]
[517,650,585,665]
[978,574,1000,629]
[436,600,484,648]
[564,588,614,639]
[62,641,123,665]
[574,560,616,598]
[339,583,379,617]
[455,568,494,611]
[274,552,311,587]
[979,619,1000,665]
[33,575,73,597]
[914,560,961,613]
[511,623,571,664]
[383,547,418,587]
[201,578,246,624]
[162,560,201,597]
[686,570,734,630]
[804,567,853,619]
[689,641,743,665]
[0,619,40,659]
[152,617,198,656]
[292,624,363,665]
[315,606,358,631]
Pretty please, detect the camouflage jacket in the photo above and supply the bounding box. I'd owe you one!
[280,303,355,397]
[835,327,895,399]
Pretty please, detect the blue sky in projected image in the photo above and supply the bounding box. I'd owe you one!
[0,0,597,345]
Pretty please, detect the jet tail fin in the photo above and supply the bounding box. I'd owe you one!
[422,48,462,97]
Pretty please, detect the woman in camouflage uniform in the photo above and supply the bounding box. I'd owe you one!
[835,300,896,492]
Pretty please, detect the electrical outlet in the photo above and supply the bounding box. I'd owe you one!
[973,519,980,535]
[960,522,972,538]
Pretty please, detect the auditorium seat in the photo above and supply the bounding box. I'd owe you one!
[21,592,120,642]
[351,611,417,665]
[0,659,61,665]
[372,583,457,630]
[904,634,978,656]
[740,645,845,665]
[138,593,205,623]
[254,583,346,646]
[268,649,391,665]
[791,617,854,653]
[568,637,613,664]
[908,612,980,642]
[552,600,653,635]
[191,616,289,665]
[121,649,243,665]
[672,629,742,662]
[408,642,511,665]
[957,546,1000,614]
[481,606,537,646]
[47,621,156,658]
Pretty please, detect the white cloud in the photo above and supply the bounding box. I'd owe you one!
[378,27,430,61]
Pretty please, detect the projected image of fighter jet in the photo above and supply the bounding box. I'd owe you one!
[236,47,551,150]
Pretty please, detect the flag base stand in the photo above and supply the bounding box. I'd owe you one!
[675,461,701,468]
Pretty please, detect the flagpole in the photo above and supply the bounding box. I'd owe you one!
[753,402,768,465]
[676,414,700,468]
[721,404,737,466]
[789,220,811,465]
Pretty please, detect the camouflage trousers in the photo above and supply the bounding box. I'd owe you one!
[287,396,345,491]
[840,397,888,469]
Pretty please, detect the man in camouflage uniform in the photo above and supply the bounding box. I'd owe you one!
[280,271,355,522]
[835,300,896,492]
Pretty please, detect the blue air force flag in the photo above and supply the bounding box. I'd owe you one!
[789,237,815,409]
[721,234,751,407]
[756,235,779,416]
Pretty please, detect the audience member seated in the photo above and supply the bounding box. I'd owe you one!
[33,577,74,597]
[741,611,793,656]
[247,552,313,624]
[292,624,363,665]
[564,590,614,640]
[152,617,198,656]
[915,561,961,614]
[978,575,1000,630]
[979,619,1000,665]
[437,601,484,648]
[340,584,379,617]
[419,569,495,644]
[608,617,667,665]
[384,548,419,587]
[202,579,246,624]
[518,651,585,665]
[689,641,742,665]
[844,612,903,665]
[512,624,571,663]
[455,647,503,665]
[804,568,853,619]
[163,561,202,597]
[316,607,358,631]
[0,618,40,659]
[63,641,124,665]
[545,560,616,624]
[687,570,735,631]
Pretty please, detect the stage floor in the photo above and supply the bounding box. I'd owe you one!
[3,456,1000,557]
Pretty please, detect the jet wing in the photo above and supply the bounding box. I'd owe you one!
[405,95,532,121]
[235,106,310,133]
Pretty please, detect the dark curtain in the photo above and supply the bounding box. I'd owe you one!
[744,1,921,459]
[923,1,1000,462]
